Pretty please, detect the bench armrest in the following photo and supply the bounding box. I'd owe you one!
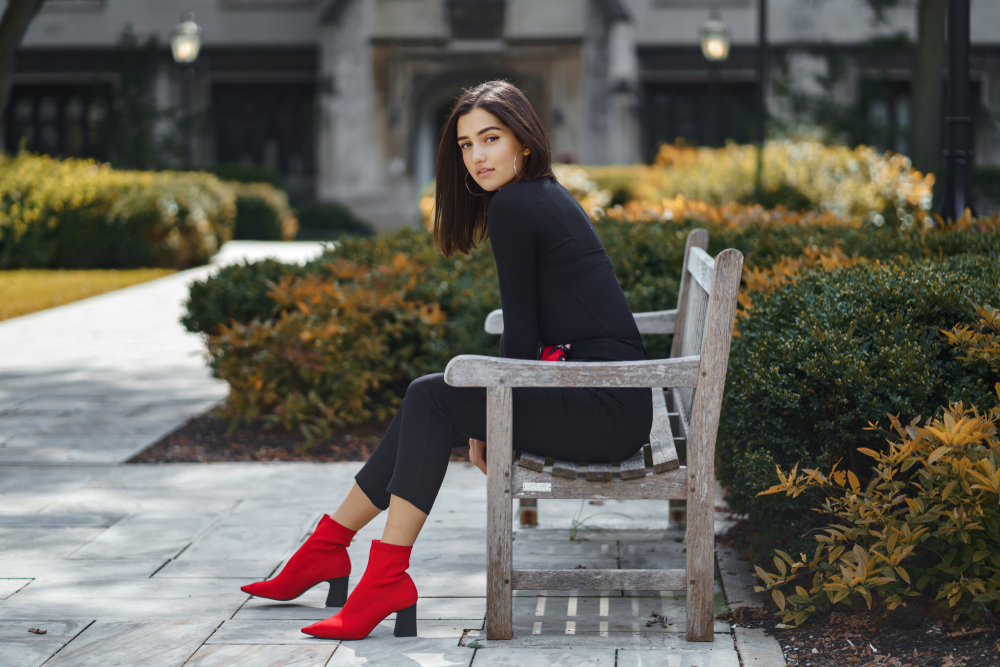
[484,308,677,335]
[443,354,700,388]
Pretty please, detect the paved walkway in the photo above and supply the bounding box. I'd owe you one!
[0,242,745,666]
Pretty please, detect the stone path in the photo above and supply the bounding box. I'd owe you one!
[0,242,749,666]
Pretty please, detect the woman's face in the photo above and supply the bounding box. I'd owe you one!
[456,107,529,192]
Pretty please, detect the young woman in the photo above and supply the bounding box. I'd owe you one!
[240,80,653,640]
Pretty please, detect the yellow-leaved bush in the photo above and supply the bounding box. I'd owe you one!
[206,252,447,443]
[754,394,1000,625]
[0,152,236,268]
[752,306,1000,625]
[593,141,935,225]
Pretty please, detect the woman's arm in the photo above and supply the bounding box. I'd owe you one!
[488,192,539,361]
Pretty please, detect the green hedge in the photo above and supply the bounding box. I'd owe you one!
[184,216,1000,363]
[0,152,236,269]
[232,183,298,241]
[718,256,1000,542]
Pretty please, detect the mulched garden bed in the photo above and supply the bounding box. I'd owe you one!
[718,521,1000,667]
[128,409,470,464]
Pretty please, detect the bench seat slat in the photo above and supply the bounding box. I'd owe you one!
[586,462,613,481]
[551,460,579,479]
[619,446,647,480]
[517,452,545,472]
[512,568,686,591]
[650,388,680,473]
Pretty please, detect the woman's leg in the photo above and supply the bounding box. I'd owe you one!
[381,494,428,546]
[330,483,383,532]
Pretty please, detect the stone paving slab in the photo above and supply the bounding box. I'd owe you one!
[0,642,67,667]
[331,636,475,667]
[185,644,338,667]
[42,619,220,667]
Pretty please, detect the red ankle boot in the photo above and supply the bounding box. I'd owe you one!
[241,515,355,606]
[301,540,418,640]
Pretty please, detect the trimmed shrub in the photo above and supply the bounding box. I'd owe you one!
[232,183,298,241]
[294,201,374,240]
[718,256,1000,539]
[181,258,306,336]
[0,152,235,268]
[206,253,447,439]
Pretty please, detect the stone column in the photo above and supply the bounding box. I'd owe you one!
[606,19,639,165]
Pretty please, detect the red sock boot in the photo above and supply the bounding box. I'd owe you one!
[301,540,418,640]
[241,515,355,606]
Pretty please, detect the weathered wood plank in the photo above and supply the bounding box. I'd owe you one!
[443,355,700,389]
[512,568,687,591]
[484,308,676,336]
[634,309,677,335]
[486,386,514,640]
[649,388,680,473]
[512,464,688,500]
[669,229,708,360]
[685,247,743,643]
[516,452,545,472]
[551,460,579,479]
[687,246,716,295]
[585,461,613,481]
[619,447,647,480]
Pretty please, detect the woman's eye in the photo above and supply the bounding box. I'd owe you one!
[485,135,498,143]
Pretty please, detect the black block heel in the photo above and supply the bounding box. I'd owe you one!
[393,603,417,637]
[325,576,349,607]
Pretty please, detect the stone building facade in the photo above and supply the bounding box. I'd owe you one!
[4,0,1000,228]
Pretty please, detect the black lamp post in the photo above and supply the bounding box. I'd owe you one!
[938,0,975,221]
[171,12,202,168]
[755,0,767,194]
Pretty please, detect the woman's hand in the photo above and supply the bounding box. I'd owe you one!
[468,438,487,475]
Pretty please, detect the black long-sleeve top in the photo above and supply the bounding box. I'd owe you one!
[487,177,646,363]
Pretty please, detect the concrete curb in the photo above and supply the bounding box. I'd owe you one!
[717,542,787,666]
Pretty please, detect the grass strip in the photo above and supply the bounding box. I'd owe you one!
[0,269,176,321]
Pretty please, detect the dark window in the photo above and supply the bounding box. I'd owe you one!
[4,84,110,159]
[862,80,912,156]
[642,82,756,161]
[448,0,505,40]
[212,83,315,179]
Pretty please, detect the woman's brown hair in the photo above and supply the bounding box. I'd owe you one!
[433,80,555,257]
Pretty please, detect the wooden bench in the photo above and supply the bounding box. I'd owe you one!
[443,229,742,642]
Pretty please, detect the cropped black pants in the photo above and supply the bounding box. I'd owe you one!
[354,372,653,515]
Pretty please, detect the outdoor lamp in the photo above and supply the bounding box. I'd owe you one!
[699,19,731,62]
[171,12,202,64]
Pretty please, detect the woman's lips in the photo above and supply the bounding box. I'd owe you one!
[477,168,494,177]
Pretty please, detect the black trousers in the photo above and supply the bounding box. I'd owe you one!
[354,372,653,514]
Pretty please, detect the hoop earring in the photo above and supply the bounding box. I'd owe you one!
[465,172,484,196]
[513,152,521,179]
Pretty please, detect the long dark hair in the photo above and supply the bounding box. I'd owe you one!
[433,80,555,257]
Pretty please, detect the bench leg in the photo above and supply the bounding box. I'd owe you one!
[519,498,537,526]
[486,387,513,640]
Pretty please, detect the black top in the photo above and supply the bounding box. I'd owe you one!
[487,177,646,363]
